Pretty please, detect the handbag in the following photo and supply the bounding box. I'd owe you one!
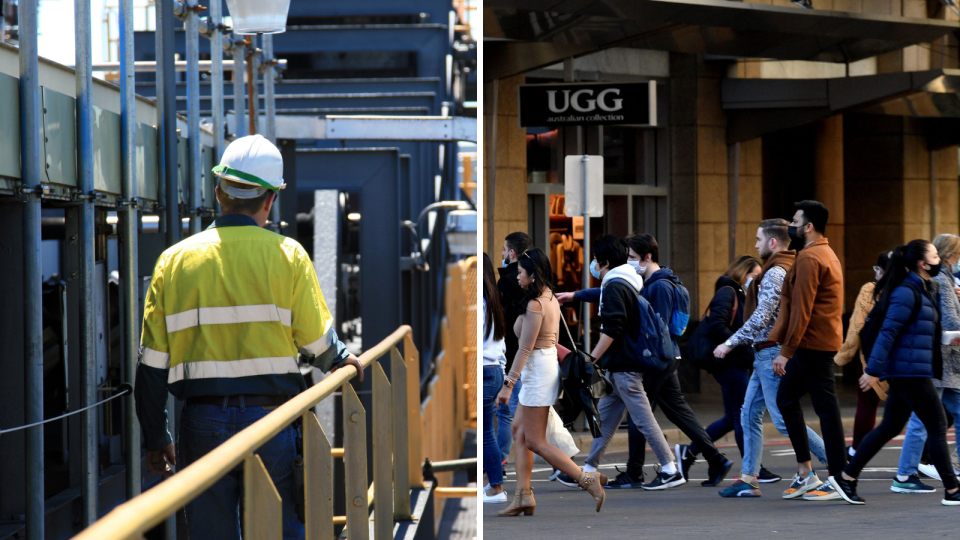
[684,286,738,372]
[560,314,612,399]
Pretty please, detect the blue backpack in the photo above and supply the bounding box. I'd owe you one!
[609,278,676,372]
[663,280,691,338]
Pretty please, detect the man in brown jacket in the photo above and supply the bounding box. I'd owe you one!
[770,200,847,501]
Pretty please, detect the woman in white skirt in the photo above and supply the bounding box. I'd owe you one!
[496,247,607,516]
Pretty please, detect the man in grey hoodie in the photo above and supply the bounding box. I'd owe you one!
[556,235,684,490]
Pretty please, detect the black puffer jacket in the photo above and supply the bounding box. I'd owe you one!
[702,275,753,370]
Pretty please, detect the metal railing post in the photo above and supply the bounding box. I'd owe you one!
[76,0,100,526]
[342,384,369,540]
[303,412,334,540]
[231,40,246,137]
[19,2,44,538]
[185,0,201,235]
[372,364,394,540]
[119,0,141,500]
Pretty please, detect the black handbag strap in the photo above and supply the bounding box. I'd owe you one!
[559,309,580,354]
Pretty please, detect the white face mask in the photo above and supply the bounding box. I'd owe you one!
[627,260,647,275]
[744,277,753,289]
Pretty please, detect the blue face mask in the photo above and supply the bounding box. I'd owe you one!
[502,259,508,268]
[590,260,602,280]
[744,277,753,290]
[952,263,960,274]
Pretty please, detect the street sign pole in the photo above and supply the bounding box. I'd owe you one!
[581,154,591,353]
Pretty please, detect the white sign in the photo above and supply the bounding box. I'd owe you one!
[564,155,604,217]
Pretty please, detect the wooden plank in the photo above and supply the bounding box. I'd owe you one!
[303,412,334,540]
[390,348,412,520]
[403,333,423,488]
[243,454,282,540]
[372,364,394,540]
[342,383,369,540]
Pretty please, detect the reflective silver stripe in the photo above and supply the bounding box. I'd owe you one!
[165,304,293,333]
[139,346,171,369]
[298,326,335,357]
[167,356,299,383]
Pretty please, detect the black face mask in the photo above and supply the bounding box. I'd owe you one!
[927,261,942,276]
[787,224,804,241]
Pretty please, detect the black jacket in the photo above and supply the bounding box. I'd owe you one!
[598,267,644,372]
[702,276,753,369]
[497,262,525,370]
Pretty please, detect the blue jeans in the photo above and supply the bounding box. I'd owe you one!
[483,366,506,486]
[495,378,522,462]
[897,387,960,477]
[741,346,828,477]
[179,402,304,540]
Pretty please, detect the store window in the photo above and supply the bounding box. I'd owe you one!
[527,128,559,184]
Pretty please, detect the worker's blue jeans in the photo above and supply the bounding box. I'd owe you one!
[179,402,304,540]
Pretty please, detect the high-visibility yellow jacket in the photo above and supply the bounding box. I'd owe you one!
[134,214,347,450]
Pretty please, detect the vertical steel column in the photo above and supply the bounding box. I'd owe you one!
[158,0,180,247]
[210,0,225,160]
[247,43,259,136]
[185,0,201,235]
[263,34,280,230]
[19,2,44,538]
[119,0,141,500]
[232,41,246,137]
[76,0,99,526]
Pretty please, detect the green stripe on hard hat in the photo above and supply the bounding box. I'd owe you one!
[212,165,282,192]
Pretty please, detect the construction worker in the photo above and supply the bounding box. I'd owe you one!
[134,134,363,539]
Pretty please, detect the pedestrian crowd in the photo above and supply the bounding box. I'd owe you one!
[482,199,960,516]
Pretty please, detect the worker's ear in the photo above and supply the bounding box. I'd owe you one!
[264,191,277,214]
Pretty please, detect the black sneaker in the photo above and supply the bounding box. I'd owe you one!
[702,455,733,487]
[556,473,580,489]
[758,466,782,484]
[943,489,960,506]
[641,469,686,491]
[789,0,812,8]
[604,467,644,489]
[829,475,866,505]
[675,444,697,480]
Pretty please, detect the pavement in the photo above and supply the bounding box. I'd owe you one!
[483,378,960,539]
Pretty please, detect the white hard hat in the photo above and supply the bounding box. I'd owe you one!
[212,134,286,199]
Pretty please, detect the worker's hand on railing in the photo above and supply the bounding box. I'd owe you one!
[332,354,364,382]
[147,442,177,477]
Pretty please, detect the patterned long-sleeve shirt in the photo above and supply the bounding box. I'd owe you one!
[727,266,786,348]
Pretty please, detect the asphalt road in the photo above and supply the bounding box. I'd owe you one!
[482,435,959,539]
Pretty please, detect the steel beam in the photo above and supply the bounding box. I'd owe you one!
[158,0,180,248]
[91,59,279,72]
[185,0,202,235]
[326,116,477,142]
[262,34,280,231]
[76,0,100,526]
[232,41,246,138]
[19,2,44,538]
[119,0,141,500]
[210,0,225,163]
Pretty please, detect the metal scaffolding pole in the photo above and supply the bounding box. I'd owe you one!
[158,0,180,248]
[19,2,44,538]
[76,0,99,526]
[185,0,201,235]
[262,34,280,230]
[119,0,141,500]
[210,0,225,161]
[232,41,246,138]
[247,43,259,136]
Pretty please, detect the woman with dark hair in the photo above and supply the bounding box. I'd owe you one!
[693,255,761,460]
[495,247,608,516]
[482,253,509,503]
[831,240,960,506]
[834,251,891,458]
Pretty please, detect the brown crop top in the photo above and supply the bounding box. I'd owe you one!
[510,291,560,377]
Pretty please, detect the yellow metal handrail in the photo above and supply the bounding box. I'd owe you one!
[73,326,421,540]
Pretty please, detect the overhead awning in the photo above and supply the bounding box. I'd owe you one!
[485,0,959,81]
[721,69,960,144]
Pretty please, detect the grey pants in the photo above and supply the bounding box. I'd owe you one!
[585,371,675,469]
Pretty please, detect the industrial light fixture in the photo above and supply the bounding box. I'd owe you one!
[224,0,292,34]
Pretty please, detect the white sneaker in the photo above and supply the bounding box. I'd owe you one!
[782,471,823,499]
[918,463,942,481]
[802,480,843,501]
[482,483,490,494]
[482,490,508,503]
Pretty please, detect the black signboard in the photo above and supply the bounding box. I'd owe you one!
[518,81,656,127]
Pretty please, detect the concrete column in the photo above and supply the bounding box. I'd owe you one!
[482,75,528,258]
[814,115,844,274]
